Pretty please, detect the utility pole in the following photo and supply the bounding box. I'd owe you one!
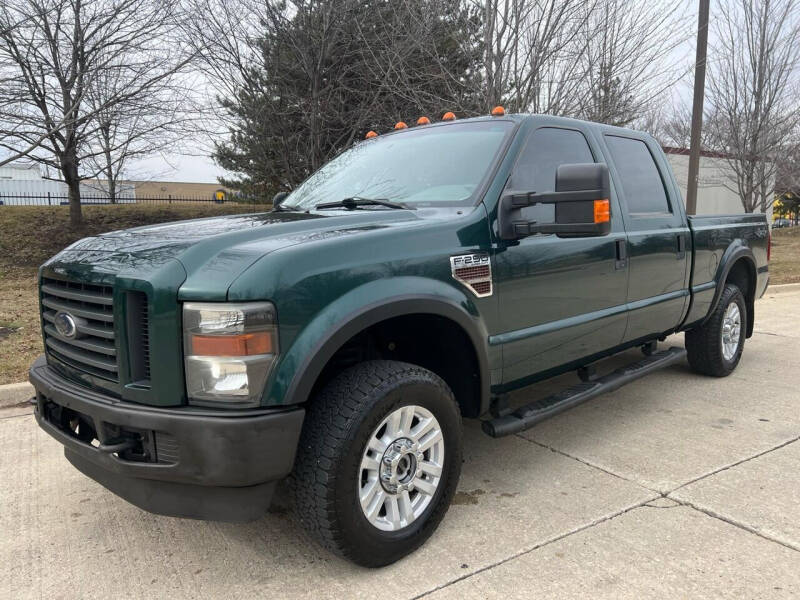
[686,0,710,215]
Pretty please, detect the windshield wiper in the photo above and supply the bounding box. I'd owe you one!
[315,197,414,211]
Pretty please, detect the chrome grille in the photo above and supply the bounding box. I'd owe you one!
[41,277,118,381]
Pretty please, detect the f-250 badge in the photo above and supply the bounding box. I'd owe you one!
[450,253,492,298]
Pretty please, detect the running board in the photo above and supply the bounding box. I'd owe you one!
[482,347,687,438]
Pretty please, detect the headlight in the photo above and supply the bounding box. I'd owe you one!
[183,302,278,408]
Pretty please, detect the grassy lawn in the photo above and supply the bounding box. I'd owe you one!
[1,207,798,384]
[770,226,800,285]
[0,204,268,384]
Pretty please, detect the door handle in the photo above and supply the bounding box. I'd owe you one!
[676,233,686,259]
[615,239,627,270]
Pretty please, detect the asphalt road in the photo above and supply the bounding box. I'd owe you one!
[2,288,799,599]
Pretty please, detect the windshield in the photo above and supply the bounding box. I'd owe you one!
[285,120,514,210]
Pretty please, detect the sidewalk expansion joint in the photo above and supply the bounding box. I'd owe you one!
[0,408,35,421]
[515,433,800,557]
[670,498,800,554]
[752,330,797,339]
[412,496,659,599]
[668,434,800,495]
[517,434,661,493]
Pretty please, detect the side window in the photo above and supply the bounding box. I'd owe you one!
[510,127,595,223]
[604,135,670,214]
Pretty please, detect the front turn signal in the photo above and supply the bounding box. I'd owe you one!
[594,199,611,223]
[190,332,274,356]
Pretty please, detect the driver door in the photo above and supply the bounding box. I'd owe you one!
[492,126,629,386]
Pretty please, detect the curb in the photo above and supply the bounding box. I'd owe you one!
[0,381,34,408]
[764,282,800,295]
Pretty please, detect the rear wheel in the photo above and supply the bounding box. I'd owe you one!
[685,283,746,376]
[293,360,462,567]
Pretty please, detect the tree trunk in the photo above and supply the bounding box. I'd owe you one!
[62,157,83,229]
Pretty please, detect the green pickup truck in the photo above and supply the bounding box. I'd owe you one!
[31,113,769,567]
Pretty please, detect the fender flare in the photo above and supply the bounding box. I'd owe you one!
[704,243,757,336]
[277,293,492,415]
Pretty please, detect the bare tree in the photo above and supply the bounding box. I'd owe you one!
[480,0,592,114]
[82,55,197,202]
[577,0,693,126]
[0,0,194,227]
[705,0,800,213]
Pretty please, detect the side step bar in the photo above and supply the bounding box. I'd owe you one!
[482,347,687,438]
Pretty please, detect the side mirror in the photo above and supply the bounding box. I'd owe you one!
[498,163,612,240]
[272,191,289,207]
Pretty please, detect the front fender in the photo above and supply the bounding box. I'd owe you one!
[264,276,491,412]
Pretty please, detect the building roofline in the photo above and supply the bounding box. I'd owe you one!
[661,146,733,160]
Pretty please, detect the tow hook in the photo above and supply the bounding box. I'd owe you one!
[97,438,138,454]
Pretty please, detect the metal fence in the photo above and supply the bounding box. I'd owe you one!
[0,192,272,206]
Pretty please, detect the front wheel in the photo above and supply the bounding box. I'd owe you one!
[686,283,746,377]
[293,360,462,567]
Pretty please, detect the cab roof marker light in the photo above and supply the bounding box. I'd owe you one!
[491,106,505,116]
[442,111,456,121]
[416,116,430,125]
[394,121,408,130]
[365,130,378,139]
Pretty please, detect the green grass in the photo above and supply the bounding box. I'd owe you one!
[770,226,800,285]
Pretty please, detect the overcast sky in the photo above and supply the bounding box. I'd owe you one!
[129,152,229,184]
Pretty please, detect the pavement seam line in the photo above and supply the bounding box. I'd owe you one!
[0,409,34,421]
[522,432,800,500]
[412,496,659,599]
[671,498,800,554]
[517,434,662,493]
[752,330,798,339]
[667,434,800,495]
[523,431,800,554]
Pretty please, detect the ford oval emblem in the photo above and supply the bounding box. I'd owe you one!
[54,311,78,338]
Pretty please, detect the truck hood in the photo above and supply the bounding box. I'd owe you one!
[45,209,426,298]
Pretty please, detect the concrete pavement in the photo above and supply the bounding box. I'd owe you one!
[1,288,799,599]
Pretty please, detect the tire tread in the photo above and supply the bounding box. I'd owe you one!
[293,360,459,565]
[685,283,745,377]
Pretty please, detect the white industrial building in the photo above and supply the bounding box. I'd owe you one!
[664,148,774,220]
[0,161,134,204]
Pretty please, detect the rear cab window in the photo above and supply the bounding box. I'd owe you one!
[604,135,671,215]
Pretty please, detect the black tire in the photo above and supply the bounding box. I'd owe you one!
[685,283,747,377]
[293,360,462,567]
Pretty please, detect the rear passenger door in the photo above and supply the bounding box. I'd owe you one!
[599,133,691,343]
[494,126,629,386]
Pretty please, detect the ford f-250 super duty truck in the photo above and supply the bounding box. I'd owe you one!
[30,112,769,567]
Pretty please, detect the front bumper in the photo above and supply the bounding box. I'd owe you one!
[30,355,304,521]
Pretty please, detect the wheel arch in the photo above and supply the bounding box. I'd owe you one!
[707,244,757,337]
[275,289,491,418]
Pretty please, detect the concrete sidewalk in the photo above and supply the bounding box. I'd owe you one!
[2,289,799,599]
